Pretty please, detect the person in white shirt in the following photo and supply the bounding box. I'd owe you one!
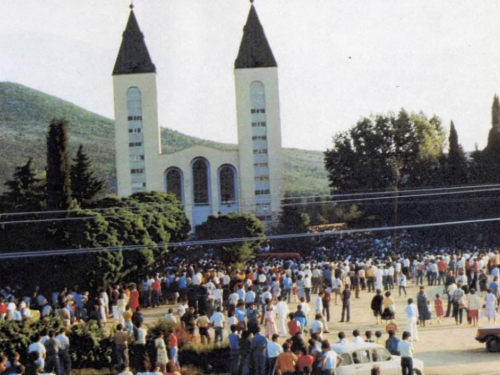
[336,331,349,345]
[245,289,256,307]
[403,298,419,341]
[164,308,177,324]
[177,300,188,319]
[274,296,289,337]
[205,279,215,296]
[398,272,408,297]
[28,334,46,370]
[212,284,223,311]
[209,307,225,343]
[266,334,283,372]
[397,331,414,375]
[309,314,324,339]
[299,297,311,322]
[375,266,384,291]
[351,329,364,344]
[56,328,71,375]
[331,277,343,305]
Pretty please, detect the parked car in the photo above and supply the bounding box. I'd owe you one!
[475,324,500,352]
[331,343,425,375]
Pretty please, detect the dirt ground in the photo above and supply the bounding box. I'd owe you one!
[140,282,497,375]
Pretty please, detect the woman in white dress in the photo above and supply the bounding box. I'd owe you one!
[484,288,498,323]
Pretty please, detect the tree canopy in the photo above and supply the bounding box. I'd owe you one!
[324,110,445,193]
[195,212,265,264]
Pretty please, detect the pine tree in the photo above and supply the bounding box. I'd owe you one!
[485,94,500,156]
[71,144,105,205]
[46,118,73,210]
[446,121,468,185]
[3,158,45,211]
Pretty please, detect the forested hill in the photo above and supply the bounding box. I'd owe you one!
[0,82,329,195]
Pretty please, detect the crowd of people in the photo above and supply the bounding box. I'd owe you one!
[1,231,500,374]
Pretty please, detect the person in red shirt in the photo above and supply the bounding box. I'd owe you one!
[296,347,314,375]
[0,298,7,320]
[288,313,301,336]
[151,277,162,308]
[168,329,179,369]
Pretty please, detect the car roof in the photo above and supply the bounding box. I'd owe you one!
[332,343,385,354]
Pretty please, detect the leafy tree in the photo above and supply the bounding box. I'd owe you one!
[195,212,265,264]
[71,145,105,206]
[90,192,190,281]
[46,118,73,210]
[275,197,314,255]
[3,158,45,212]
[324,110,446,228]
[324,110,445,194]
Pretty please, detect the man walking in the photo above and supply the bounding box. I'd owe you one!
[403,298,419,341]
[340,285,351,323]
[397,331,414,375]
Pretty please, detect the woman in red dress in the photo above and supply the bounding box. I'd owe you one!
[129,284,140,312]
[434,293,444,323]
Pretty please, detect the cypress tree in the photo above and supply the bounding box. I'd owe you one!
[71,144,105,205]
[446,121,468,185]
[486,94,500,156]
[46,118,73,210]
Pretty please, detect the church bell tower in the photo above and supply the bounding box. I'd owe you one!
[234,2,283,221]
[112,5,161,196]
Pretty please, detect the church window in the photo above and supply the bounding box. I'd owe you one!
[219,165,237,204]
[165,168,184,203]
[192,159,210,205]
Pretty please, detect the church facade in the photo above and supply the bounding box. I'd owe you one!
[112,3,283,228]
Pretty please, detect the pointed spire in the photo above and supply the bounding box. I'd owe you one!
[235,4,277,69]
[112,7,156,75]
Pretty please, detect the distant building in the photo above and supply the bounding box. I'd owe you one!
[112,3,283,228]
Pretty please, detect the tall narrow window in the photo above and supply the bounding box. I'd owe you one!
[219,165,236,203]
[192,158,210,205]
[127,87,146,193]
[165,168,183,203]
[250,81,270,219]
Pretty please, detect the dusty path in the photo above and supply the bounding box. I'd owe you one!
[140,282,497,375]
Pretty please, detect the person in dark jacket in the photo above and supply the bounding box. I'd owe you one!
[371,289,384,325]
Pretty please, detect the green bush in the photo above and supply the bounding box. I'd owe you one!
[69,320,112,370]
[0,317,62,361]
[179,343,230,374]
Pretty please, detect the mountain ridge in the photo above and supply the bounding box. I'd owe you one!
[0,82,329,196]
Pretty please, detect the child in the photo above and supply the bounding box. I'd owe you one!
[365,330,375,343]
[374,331,384,346]
[434,293,444,324]
[292,283,298,303]
[425,300,432,326]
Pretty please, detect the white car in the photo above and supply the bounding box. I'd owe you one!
[331,343,425,375]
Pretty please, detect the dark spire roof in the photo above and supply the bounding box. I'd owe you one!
[235,5,277,69]
[112,8,156,75]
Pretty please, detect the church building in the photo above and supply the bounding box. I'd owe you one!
[112,3,283,228]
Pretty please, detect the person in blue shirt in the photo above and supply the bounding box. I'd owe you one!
[228,324,240,375]
[251,326,268,375]
[385,330,400,355]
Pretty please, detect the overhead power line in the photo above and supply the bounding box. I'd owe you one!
[0,184,498,226]
[2,182,500,218]
[1,215,499,260]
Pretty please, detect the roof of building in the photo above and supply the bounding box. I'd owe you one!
[234,5,278,69]
[112,7,156,76]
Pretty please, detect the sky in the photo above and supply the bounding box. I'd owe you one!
[1,0,500,152]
